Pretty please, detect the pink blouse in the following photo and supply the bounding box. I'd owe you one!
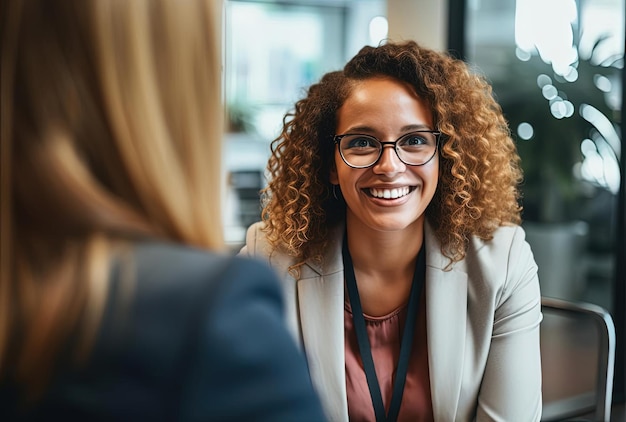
[344,292,433,422]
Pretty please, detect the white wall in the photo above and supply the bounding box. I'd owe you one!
[386,0,449,51]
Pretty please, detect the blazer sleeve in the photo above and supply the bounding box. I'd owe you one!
[238,221,266,258]
[475,227,543,421]
[178,256,327,422]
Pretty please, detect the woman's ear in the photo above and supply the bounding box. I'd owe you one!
[329,165,338,184]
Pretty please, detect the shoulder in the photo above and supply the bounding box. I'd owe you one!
[240,222,298,276]
[241,221,271,257]
[467,224,533,264]
[125,241,280,310]
[124,243,325,422]
[463,225,539,302]
[101,241,286,371]
[32,242,291,420]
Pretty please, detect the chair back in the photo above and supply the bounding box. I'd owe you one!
[540,297,616,422]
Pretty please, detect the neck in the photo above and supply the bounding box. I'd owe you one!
[345,218,425,316]
[345,217,425,272]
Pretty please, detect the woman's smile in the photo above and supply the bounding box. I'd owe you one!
[366,186,414,199]
[330,76,439,233]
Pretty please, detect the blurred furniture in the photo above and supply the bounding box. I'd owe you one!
[540,297,616,422]
[525,222,590,301]
[230,170,263,229]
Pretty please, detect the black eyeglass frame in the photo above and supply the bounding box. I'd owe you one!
[333,130,441,169]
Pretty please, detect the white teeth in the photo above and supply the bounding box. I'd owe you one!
[369,187,410,199]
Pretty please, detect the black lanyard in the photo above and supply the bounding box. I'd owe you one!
[343,234,426,422]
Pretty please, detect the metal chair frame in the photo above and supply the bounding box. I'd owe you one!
[540,297,616,422]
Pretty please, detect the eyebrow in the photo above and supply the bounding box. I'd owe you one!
[342,124,434,134]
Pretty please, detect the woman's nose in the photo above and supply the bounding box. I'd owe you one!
[372,144,406,175]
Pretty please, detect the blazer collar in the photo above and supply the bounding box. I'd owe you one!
[296,222,348,420]
[297,220,469,421]
[300,222,344,277]
[424,224,468,420]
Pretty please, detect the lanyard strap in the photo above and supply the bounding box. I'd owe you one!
[343,235,425,422]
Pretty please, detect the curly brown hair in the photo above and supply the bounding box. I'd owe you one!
[262,40,522,272]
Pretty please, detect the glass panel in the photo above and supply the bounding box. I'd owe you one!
[225,1,344,139]
[466,0,624,313]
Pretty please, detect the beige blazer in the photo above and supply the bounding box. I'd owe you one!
[241,221,542,422]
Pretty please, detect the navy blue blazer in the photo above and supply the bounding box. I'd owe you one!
[2,242,327,421]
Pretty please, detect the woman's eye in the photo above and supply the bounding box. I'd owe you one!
[348,137,375,148]
[404,135,427,146]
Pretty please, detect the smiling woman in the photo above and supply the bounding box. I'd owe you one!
[330,77,439,239]
[240,40,543,421]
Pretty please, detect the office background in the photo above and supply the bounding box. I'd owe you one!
[220,0,625,415]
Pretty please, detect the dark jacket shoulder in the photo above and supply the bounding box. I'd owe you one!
[4,242,326,422]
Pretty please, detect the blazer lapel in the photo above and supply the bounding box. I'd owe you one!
[297,225,349,421]
[425,224,468,421]
[293,223,469,421]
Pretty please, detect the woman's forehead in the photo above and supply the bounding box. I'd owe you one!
[336,77,433,134]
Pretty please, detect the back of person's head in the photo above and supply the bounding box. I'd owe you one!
[0,0,222,393]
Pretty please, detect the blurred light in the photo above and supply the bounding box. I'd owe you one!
[515,0,579,75]
[562,100,575,117]
[604,75,622,111]
[580,153,606,186]
[603,156,621,194]
[542,84,558,100]
[579,3,625,65]
[580,138,596,157]
[550,101,567,119]
[517,122,534,140]
[516,47,532,61]
[536,74,552,88]
[369,16,388,46]
[548,96,575,119]
[563,66,578,82]
[579,104,622,156]
[549,96,563,105]
[593,74,612,92]
[579,136,621,194]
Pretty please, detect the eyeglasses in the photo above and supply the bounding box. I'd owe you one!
[333,130,441,168]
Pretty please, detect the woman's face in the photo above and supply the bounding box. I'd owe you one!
[330,77,439,235]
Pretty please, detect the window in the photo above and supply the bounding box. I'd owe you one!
[223,0,387,246]
[463,0,625,401]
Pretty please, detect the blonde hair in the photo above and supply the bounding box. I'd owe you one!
[0,0,223,392]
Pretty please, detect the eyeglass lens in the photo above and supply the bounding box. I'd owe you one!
[338,132,438,168]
